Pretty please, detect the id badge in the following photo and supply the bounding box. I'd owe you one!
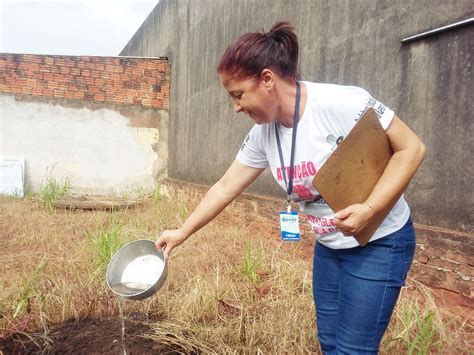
[279,211,300,241]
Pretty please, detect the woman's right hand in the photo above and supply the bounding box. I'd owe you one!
[155,229,188,258]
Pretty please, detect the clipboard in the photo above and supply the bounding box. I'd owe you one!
[312,108,393,246]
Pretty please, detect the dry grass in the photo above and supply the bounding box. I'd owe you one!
[0,191,472,353]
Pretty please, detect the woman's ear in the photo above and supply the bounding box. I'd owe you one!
[260,69,274,90]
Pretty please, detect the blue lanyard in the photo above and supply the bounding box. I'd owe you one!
[275,81,301,203]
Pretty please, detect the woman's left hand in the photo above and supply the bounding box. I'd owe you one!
[334,203,374,237]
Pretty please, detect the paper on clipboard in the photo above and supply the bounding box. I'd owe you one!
[312,108,393,246]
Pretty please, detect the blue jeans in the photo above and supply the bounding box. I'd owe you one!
[313,218,416,354]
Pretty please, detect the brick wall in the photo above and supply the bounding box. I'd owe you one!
[0,54,169,108]
[411,225,473,309]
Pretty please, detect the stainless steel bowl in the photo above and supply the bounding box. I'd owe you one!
[106,239,167,300]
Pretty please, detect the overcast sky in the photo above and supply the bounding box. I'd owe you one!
[0,0,159,56]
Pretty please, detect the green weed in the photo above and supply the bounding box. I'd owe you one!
[39,173,71,212]
[399,300,442,354]
[151,186,168,203]
[13,258,48,319]
[87,212,124,275]
[240,242,264,283]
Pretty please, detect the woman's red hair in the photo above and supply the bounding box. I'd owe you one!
[217,21,299,80]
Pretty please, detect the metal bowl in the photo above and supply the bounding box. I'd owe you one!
[106,239,167,300]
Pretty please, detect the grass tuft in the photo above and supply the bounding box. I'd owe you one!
[87,212,125,276]
[382,282,472,354]
[38,172,71,212]
[240,242,264,283]
[13,258,48,319]
[401,302,440,354]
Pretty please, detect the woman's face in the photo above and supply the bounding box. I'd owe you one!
[219,72,277,125]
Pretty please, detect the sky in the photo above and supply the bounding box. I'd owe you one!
[0,0,159,56]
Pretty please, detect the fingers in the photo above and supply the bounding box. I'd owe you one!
[335,218,355,236]
[155,233,170,255]
[334,203,373,236]
[155,237,173,258]
[155,236,166,251]
[155,229,186,258]
[163,244,172,259]
[334,206,355,236]
[334,205,355,220]
[155,237,164,250]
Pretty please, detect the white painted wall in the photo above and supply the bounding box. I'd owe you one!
[0,95,163,195]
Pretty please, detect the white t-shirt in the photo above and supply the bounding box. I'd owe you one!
[236,81,410,249]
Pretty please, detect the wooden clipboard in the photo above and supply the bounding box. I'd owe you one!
[312,108,393,246]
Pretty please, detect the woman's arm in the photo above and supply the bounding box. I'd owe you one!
[334,115,427,236]
[156,160,265,256]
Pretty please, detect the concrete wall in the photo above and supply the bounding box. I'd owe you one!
[120,0,473,232]
[0,54,170,195]
[1,95,166,194]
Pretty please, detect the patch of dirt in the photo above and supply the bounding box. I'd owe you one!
[0,317,182,354]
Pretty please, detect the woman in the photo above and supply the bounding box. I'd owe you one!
[156,21,426,353]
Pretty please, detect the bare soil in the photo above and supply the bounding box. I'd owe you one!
[1,317,184,354]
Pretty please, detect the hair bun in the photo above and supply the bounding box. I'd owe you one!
[218,20,299,79]
[269,21,294,36]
